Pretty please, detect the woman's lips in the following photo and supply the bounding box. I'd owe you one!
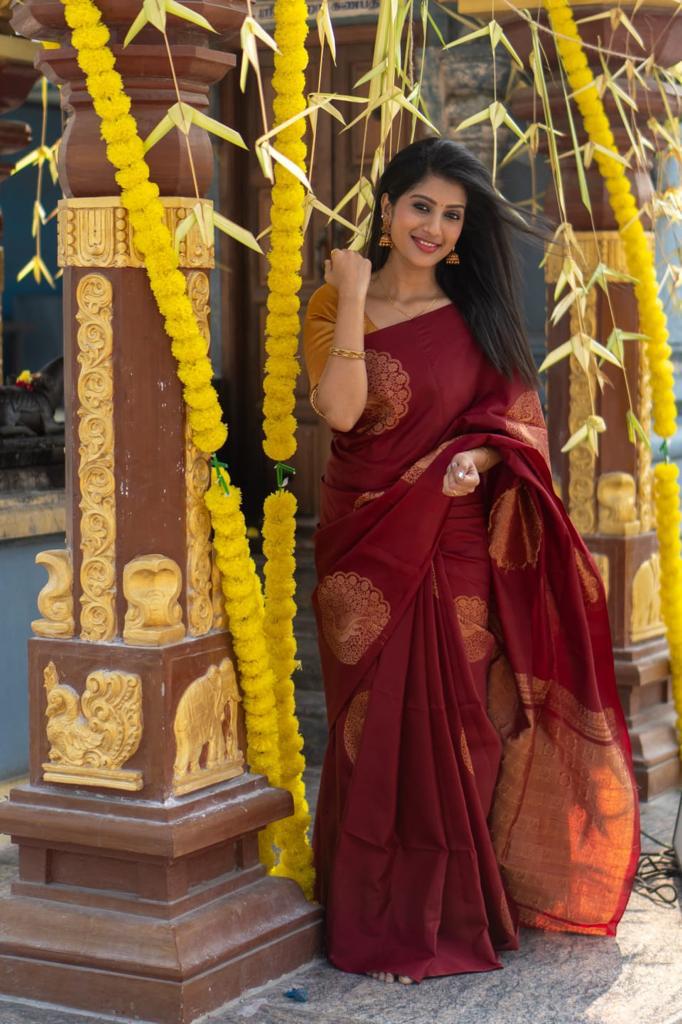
[412,236,440,253]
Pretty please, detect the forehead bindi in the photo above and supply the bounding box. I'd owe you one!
[409,180,466,209]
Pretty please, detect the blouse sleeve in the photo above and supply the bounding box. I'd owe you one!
[302,283,338,390]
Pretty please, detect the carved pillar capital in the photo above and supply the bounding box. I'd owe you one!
[11,0,245,197]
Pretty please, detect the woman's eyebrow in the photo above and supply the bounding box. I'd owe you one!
[410,193,466,209]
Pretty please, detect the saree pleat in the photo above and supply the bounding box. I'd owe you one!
[305,293,639,980]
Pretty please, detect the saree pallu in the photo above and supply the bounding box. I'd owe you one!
[309,300,640,982]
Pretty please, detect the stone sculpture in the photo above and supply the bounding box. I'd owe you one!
[173,656,243,790]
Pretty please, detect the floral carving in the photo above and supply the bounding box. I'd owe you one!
[185,271,213,637]
[76,273,117,641]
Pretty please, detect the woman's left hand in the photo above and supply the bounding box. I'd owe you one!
[443,451,480,497]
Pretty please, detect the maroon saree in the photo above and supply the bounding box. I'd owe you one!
[309,299,640,982]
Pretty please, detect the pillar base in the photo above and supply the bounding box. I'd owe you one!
[614,636,681,801]
[0,776,323,1024]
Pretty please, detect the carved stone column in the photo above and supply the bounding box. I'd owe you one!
[0,4,321,1021]
[456,0,681,798]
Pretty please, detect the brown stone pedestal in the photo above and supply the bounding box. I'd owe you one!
[588,527,680,799]
[0,634,322,1023]
[614,638,679,799]
[0,777,319,1023]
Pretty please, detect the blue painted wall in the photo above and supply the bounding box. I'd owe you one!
[1,86,63,381]
[0,533,64,778]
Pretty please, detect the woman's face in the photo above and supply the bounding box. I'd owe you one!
[381,174,467,266]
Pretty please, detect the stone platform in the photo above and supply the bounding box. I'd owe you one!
[0,779,680,1024]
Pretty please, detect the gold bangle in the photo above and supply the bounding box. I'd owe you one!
[309,384,326,419]
[329,346,366,361]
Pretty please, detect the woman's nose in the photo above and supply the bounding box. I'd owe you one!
[425,213,442,240]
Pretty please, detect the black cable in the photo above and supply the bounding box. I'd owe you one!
[634,829,681,908]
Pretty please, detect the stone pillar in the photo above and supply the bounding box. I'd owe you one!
[456,0,681,798]
[0,3,321,1022]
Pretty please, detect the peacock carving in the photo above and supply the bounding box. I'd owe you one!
[42,661,143,790]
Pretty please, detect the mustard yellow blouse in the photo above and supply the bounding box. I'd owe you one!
[302,284,377,406]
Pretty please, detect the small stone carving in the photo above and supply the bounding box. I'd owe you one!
[0,356,64,436]
[631,553,665,643]
[42,661,143,791]
[597,473,640,536]
[173,657,244,795]
[31,549,75,638]
[123,554,186,646]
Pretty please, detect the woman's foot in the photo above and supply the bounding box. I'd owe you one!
[367,972,415,984]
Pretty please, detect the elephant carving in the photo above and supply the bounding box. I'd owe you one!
[173,657,243,786]
[631,553,665,643]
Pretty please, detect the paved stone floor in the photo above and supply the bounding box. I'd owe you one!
[0,780,680,1024]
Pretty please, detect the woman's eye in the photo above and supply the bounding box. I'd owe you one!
[414,204,429,212]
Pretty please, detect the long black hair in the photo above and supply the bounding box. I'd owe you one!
[364,137,551,387]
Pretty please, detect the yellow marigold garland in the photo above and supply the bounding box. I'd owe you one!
[62,2,225,454]
[654,464,682,760]
[262,491,313,897]
[205,479,283,870]
[545,0,682,751]
[59,0,310,877]
[263,0,308,462]
[258,0,315,897]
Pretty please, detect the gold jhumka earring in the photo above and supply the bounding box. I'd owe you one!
[379,215,393,248]
[445,248,460,265]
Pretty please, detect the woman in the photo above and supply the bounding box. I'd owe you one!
[302,137,639,986]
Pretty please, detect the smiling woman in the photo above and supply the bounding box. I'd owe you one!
[302,137,640,986]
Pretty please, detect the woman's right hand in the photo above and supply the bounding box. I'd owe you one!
[324,248,372,299]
